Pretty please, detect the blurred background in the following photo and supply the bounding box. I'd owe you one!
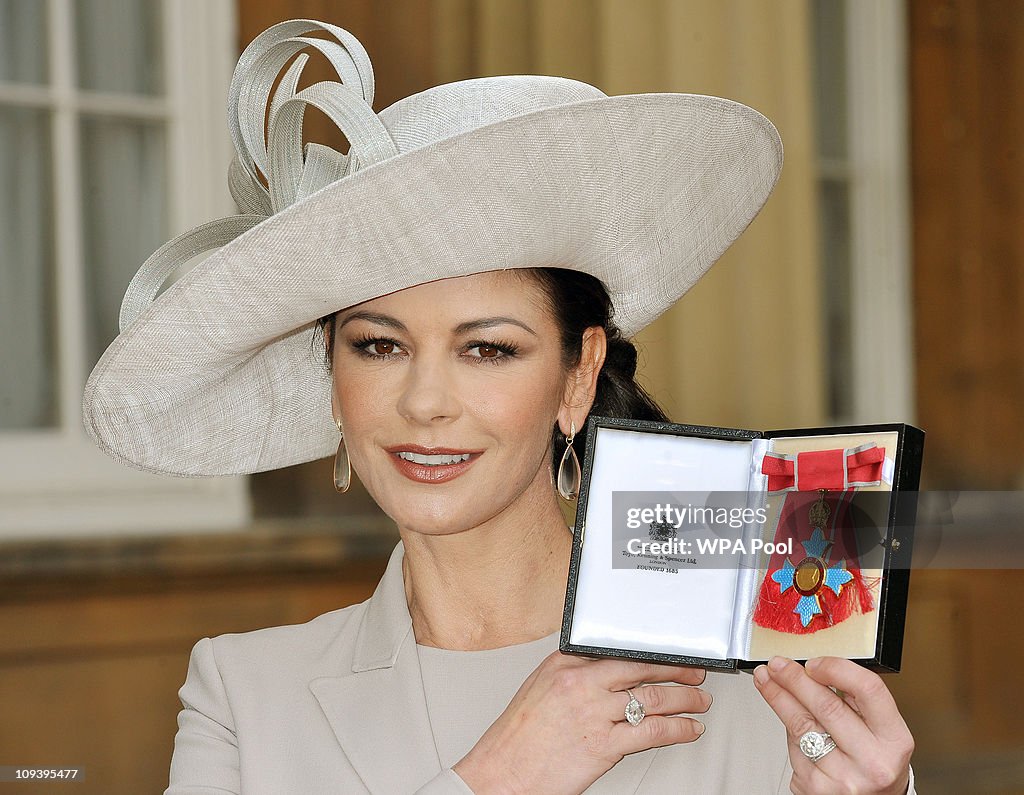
[1,0,1022,792]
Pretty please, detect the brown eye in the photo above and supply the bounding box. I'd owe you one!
[477,345,499,358]
[373,341,395,355]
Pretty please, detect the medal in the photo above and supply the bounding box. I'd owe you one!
[754,448,885,634]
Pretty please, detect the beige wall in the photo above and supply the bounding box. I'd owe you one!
[437,0,825,429]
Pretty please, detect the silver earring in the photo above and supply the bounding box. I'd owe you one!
[334,418,351,493]
[557,420,581,501]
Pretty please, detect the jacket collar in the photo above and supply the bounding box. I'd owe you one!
[351,539,415,671]
[309,540,444,792]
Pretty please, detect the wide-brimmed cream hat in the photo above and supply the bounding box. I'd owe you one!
[82,19,783,477]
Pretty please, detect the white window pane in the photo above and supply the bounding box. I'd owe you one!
[0,107,57,429]
[75,0,163,95]
[0,0,47,84]
[79,116,167,367]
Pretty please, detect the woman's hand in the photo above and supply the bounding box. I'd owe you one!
[453,651,710,794]
[753,656,914,795]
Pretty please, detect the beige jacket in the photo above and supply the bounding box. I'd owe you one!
[165,541,915,794]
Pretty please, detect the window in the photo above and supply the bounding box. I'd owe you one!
[812,0,914,424]
[0,0,247,537]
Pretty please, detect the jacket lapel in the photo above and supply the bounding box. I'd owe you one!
[309,542,444,792]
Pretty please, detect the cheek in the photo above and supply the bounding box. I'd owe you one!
[479,372,560,434]
[470,368,566,481]
[332,374,385,441]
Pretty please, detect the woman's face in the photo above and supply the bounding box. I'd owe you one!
[329,270,598,536]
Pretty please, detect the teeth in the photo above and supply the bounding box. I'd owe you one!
[397,451,471,466]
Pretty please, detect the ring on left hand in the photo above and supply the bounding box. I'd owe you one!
[624,689,646,726]
[799,730,837,762]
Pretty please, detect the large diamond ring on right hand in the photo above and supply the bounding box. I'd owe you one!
[798,730,837,762]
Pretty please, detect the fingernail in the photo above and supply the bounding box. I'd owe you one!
[753,665,769,685]
[696,688,714,710]
[694,720,706,736]
[768,655,788,672]
[806,657,822,672]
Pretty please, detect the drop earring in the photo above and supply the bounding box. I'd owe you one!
[334,418,351,493]
[557,420,581,501]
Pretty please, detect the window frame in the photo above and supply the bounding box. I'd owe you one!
[817,0,915,425]
[844,0,915,424]
[0,0,248,538]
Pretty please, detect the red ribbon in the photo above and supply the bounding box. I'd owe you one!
[762,444,885,492]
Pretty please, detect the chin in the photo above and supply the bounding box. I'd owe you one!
[390,508,483,537]
[384,491,508,537]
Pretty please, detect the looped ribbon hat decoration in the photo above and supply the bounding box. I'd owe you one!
[118,20,395,331]
[83,18,784,477]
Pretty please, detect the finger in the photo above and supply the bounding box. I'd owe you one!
[610,714,706,756]
[752,663,852,781]
[840,690,864,718]
[607,684,712,721]
[762,656,877,753]
[788,753,844,795]
[593,659,706,691]
[803,656,910,743]
[827,684,863,717]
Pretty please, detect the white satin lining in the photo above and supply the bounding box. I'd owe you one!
[568,428,752,660]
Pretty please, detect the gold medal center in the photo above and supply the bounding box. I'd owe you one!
[794,557,824,595]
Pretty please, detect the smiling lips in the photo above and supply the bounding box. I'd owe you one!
[386,445,481,483]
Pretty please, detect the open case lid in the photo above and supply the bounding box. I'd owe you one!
[559,416,924,672]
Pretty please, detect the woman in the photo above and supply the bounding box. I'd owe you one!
[83,19,916,795]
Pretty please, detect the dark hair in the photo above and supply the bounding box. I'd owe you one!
[519,268,669,471]
[314,267,669,473]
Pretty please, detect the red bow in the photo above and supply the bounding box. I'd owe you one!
[761,444,886,492]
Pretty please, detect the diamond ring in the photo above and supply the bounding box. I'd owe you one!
[798,730,837,762]
[624,689,646,726]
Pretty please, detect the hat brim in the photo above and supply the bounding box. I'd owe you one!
[83,93,782,476]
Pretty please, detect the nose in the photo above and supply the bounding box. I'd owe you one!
[395,349,462,425]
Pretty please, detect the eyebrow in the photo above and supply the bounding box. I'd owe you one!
[336,311,537,337]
